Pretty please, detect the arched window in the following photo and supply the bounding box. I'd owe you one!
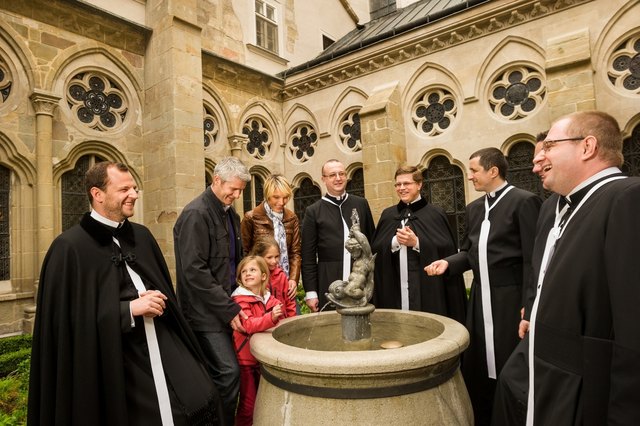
[0,164,9,280]
[622,123,640,177]
[422,156,466,248]
[61,154,106,231]
[293,177,321,223]
[507,141,547,199]
[243,173,264,212]
[346,168,365,198]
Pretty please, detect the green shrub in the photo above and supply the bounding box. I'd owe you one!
[0,357,29,425]
[295,282,311,315]
[0,334,31,354]
[0,348,31,378]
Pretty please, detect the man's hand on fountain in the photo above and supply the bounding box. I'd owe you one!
[306,298,319,312]
[424,259,449,276]
[271,304,283,322]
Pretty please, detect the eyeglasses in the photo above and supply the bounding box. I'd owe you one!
[542,137,584,151]
[323,172,346,180]
[394,181,417,188]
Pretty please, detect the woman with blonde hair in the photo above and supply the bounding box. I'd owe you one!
[241,173,301,299]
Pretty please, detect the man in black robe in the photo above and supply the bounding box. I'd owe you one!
[425,148,541,425]
[493,111,640,425]
[492,134,555,425]
[301,159,375,311]
[371,165,466,323]
[28,161,222,425]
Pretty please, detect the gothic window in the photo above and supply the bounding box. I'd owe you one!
[203,106,219,148]
[243,117,272,160]
[0,58,12,104]
[61,154,106,231]
[339,111,361,152]
[622,123,640,177]
[346,168,365,198]
[255,0,278,54]
[243,173,265,212]
[412,88,457,136]
[293,177,321,223]
[0,165,9,280]
[289,123,318,163]
[489,66,545,120]
[422,156,466,248]
[608,35,640,93]
[507,141,548,199]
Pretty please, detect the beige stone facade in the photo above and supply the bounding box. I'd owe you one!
[0,0,638,334]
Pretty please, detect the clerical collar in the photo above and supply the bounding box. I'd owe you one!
[325,192,347,203]
[487,181,509,198]
[563,167,622,207]
[566,167,621,199]
[90,210,122,229]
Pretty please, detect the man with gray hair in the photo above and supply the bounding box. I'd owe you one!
[174,156,251,425]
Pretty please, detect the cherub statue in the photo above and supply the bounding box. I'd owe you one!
[326,209,376,308]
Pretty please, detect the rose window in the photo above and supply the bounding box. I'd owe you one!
[608,35,640,93]
[489,66,545,120]
[67,72,127,131]
[339,111,361,152]
[203,106,219,148]
[242,118,271,159]
[289,124,318,163]
[412,88,457,136]
[0,58,12,104]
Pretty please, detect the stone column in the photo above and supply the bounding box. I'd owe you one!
[545,29,596,118]
[143,0,203,274]
[360,82,406,223]
[228,133,249,214]
[30,90,60,269]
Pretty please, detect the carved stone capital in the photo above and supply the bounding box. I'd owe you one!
[30,90,61,116]
[228,133,249,154]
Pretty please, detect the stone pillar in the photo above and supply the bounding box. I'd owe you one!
[360,82,406,223]
[228,133,249,214]
[545,29,596,119]
[143,0,203,274]
[30,90,60,269]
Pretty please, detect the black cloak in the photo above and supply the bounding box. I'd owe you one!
[371,198,466,324]
[28,213,222,425]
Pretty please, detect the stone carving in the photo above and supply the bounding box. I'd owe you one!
[326,209,376,308]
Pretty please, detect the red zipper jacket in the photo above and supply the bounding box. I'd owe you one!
[231,287,281,366]
[269,266,297,318]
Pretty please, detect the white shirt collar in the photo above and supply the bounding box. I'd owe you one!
[488,181,509,198]
[567,167,621,197]
[90,210,121,229]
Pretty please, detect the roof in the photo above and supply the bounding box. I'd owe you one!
[281,0,490,78]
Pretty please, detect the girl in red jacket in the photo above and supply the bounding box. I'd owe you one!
[231,255,283,426]
[251,237,297,318]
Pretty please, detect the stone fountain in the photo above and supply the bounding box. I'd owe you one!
[251,211,472,425]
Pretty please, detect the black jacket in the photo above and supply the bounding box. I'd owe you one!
[174,188,242,332]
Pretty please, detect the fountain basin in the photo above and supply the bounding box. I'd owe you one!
[251,309,472,425]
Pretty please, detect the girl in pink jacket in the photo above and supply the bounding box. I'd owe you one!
[231,255,283,426]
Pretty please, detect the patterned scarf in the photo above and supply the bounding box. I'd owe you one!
[264,202,289,277]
